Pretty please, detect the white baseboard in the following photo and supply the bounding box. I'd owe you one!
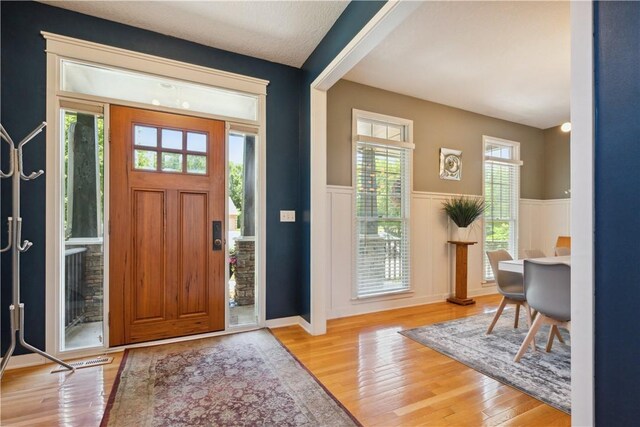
[469,286,498,297]
[2,353,48,371]
[328,293,450,319]
[265,315,314,334]
[265,316,302,328]
[327,289,499,320]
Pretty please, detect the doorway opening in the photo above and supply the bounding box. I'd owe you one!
[46,32,267,357]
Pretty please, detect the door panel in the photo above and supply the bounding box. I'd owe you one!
[110,106,225,345]
[179,192,209,317]
[132,190,166,322]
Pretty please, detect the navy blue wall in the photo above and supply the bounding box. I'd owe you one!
[298,0,386,321]
[1,1,302,354]
[594,1,640,424]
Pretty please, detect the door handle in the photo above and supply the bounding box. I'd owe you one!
[212,221,223,251]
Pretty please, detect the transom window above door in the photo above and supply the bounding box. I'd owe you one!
[133,124,208,174]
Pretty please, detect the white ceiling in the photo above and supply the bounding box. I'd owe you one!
[40,1,349,68]
[344,1,570,129]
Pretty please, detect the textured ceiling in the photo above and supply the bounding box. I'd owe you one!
[344,1,570,129]
[40,1,349,67]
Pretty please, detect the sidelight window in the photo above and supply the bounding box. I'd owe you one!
[61,106,105,351]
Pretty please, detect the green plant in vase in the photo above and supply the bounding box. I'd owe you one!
[442,196,486,241]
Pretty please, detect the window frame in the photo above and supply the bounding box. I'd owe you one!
[351,109,414,299]
[131,123,209,175]
[482,135,522,282]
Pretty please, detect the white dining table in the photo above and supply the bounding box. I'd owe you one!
[499,256,571,274]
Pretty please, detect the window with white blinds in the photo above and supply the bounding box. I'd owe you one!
[483,136,522,281]
[353,111,413,298]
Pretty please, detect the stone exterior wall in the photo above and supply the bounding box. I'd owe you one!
[234,238,255,306]
[66,243,104,323]
[83,244,104,322]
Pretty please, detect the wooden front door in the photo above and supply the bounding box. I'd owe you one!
[109,106,225,345]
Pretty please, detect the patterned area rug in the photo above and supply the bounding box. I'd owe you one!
[400,309,571,414]
[101,330,359,426]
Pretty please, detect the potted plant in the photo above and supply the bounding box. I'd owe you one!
[442,196,486,241]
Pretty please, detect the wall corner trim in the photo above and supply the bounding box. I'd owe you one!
[265,316,313,335]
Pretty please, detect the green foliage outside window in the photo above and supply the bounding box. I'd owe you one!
[63,111,104,239]
[229,162,243,228]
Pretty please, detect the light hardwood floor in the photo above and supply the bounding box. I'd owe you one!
[0,351,124,426]
[0,295,570,426]
[271,295,570,427]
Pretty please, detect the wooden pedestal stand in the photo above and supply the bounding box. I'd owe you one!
[447,241,477,306]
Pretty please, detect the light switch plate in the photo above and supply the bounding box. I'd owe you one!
[280,210,296,222]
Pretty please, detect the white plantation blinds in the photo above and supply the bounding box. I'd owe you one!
[483,138,521,281]
[354,113,413,298]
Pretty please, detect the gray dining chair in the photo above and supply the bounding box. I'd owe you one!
[555,246,571,256]
[524,249,546,258]
[514,259,571,362]
[486,250,535,340]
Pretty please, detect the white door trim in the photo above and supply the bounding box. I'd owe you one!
[45,35,268,357]
[570,2,594,425]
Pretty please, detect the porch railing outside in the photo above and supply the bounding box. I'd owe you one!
[385,236,402,280]
[65,247,87,329]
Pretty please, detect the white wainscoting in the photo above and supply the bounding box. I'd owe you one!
[519,198,571,257]
[326,186,571,319]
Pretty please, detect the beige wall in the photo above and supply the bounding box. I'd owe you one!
[327,79,557,199]
[543,125,571,199]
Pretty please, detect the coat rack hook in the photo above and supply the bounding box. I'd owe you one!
[0,124,16,146]
[15,218,32,253]
[18,240,33,253]
[0,217,13,253]
[0,125,15,178]
[18,122,46,181]
[17,122,46,149]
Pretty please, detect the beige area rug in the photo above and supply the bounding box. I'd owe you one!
[101,329,359,427]
[400,310,571,414]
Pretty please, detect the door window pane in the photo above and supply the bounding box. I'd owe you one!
[187,155,207,174]
[134,149,158,170]
[134,125,157,147]
[187,132,207,152]
[161,129,183,150]
[161,152,183,172]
